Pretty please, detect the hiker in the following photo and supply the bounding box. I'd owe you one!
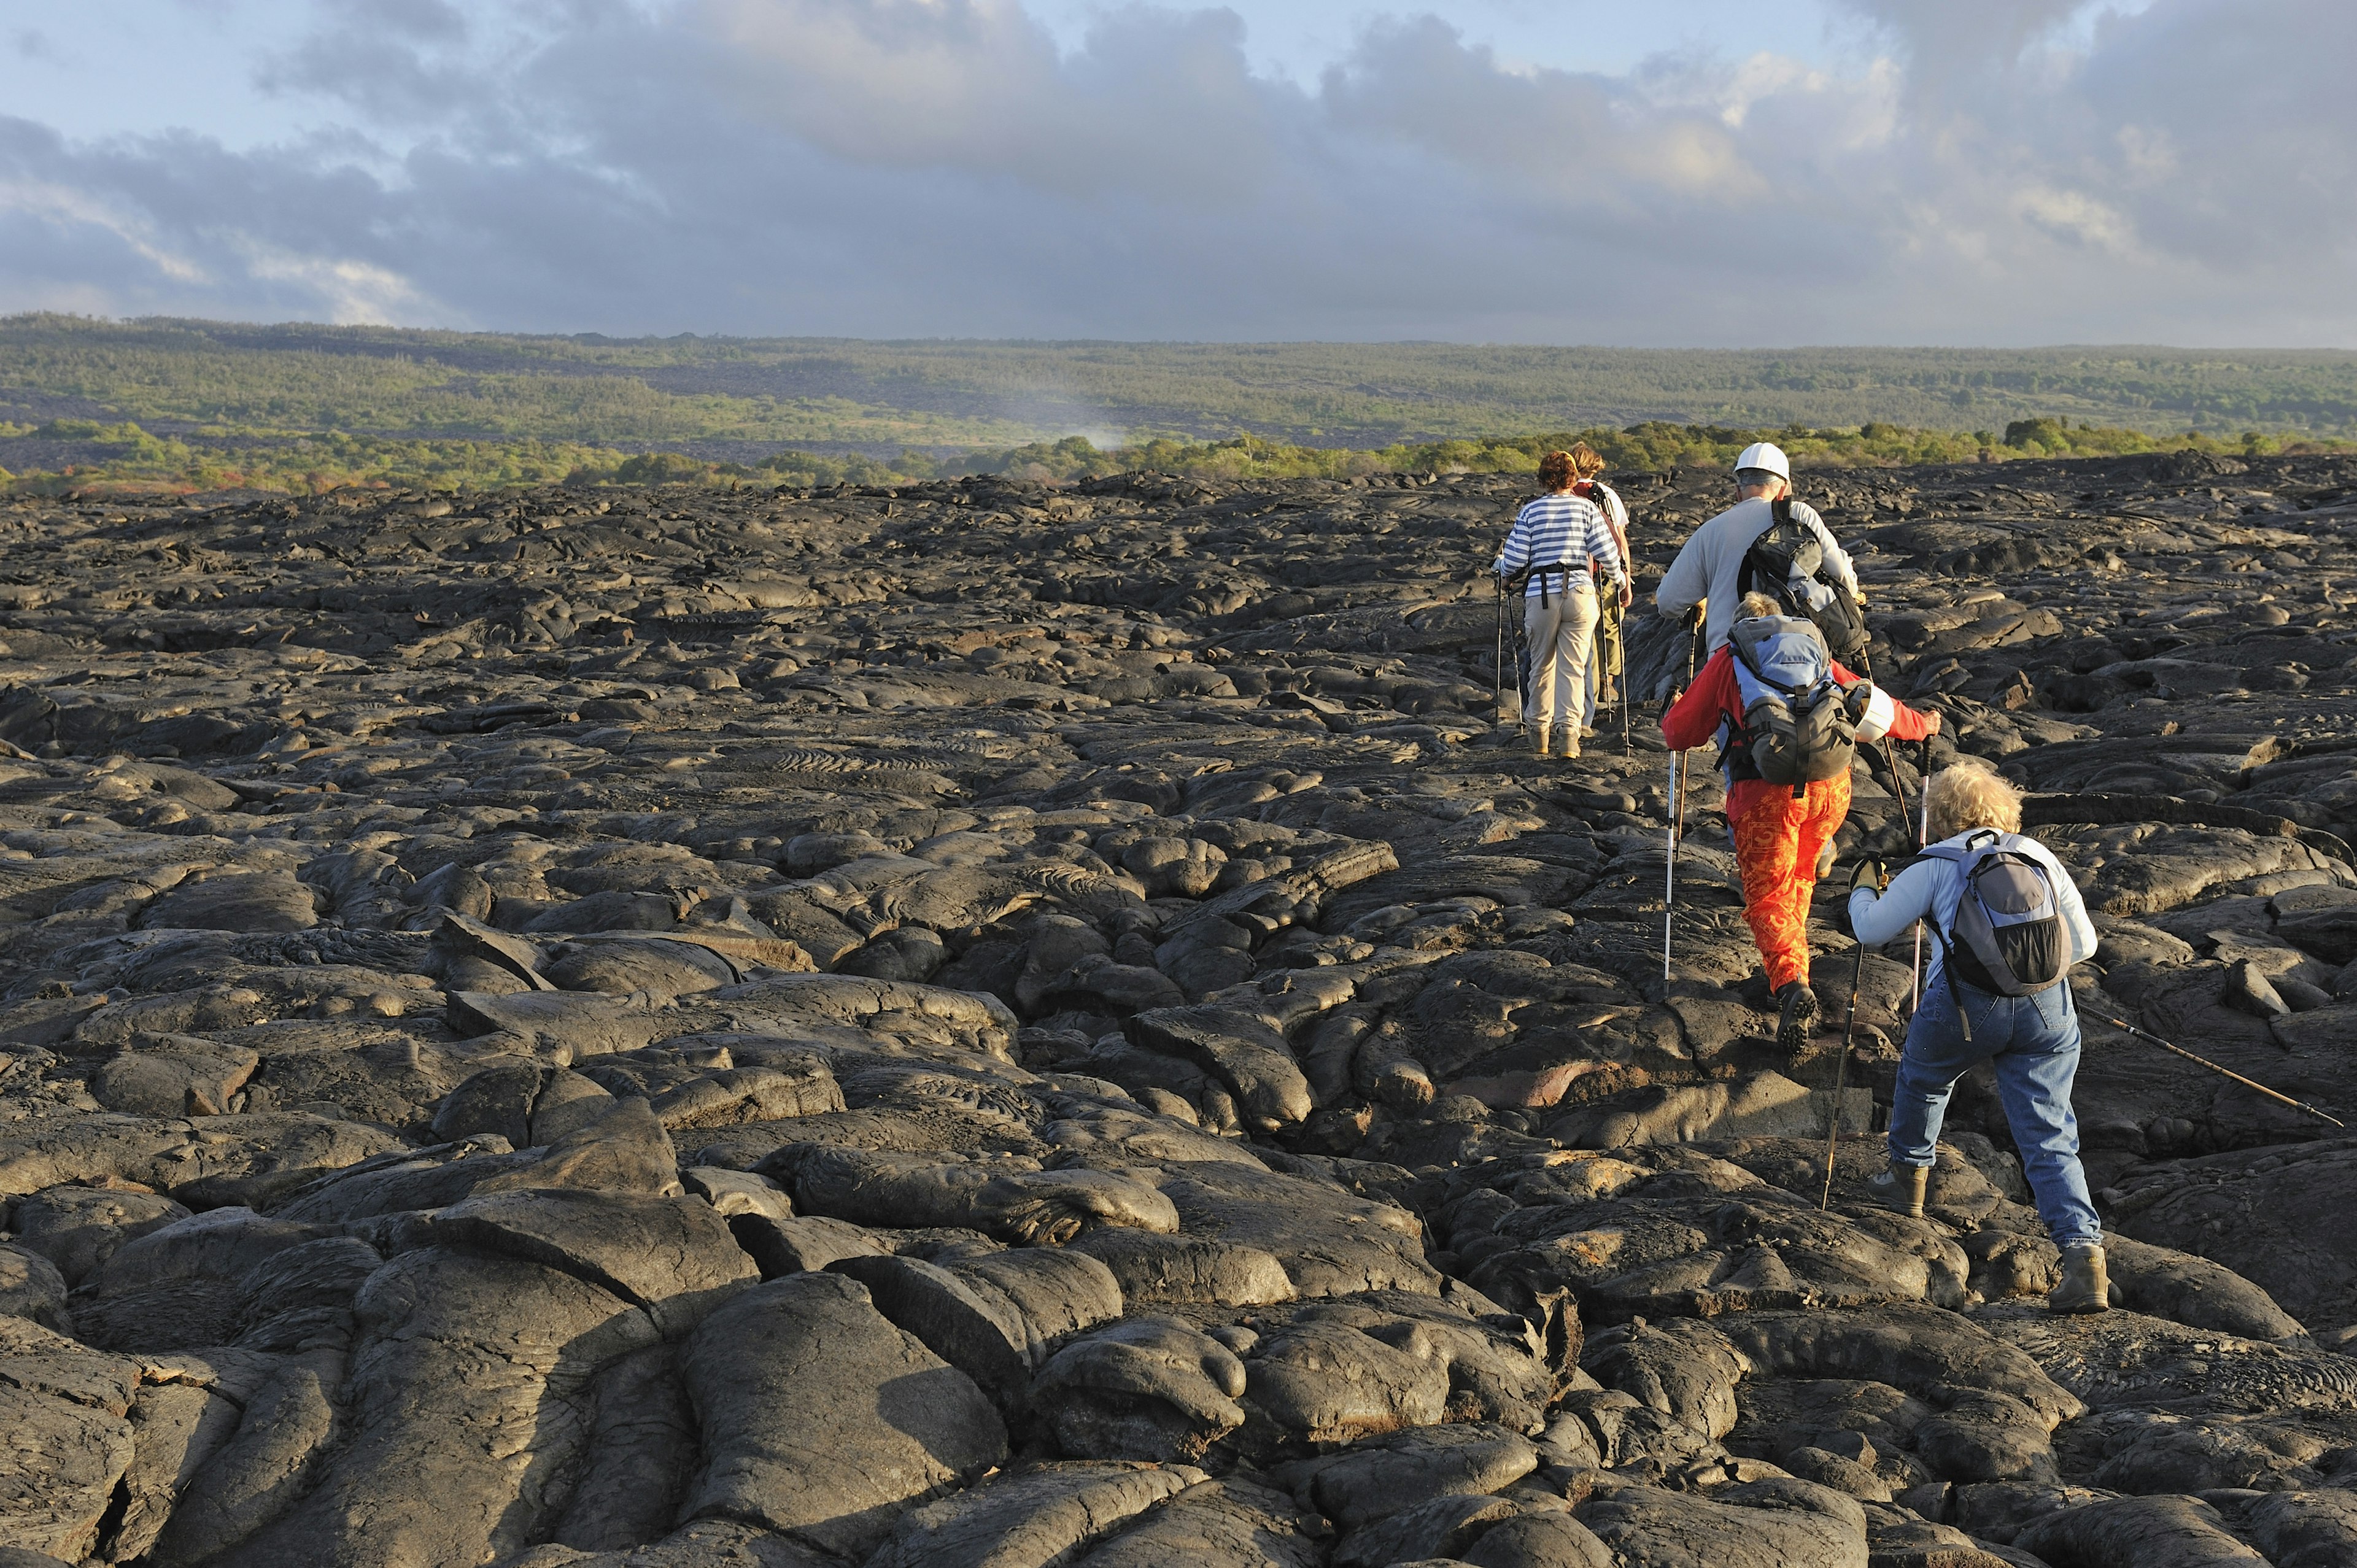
[1567,442,1634,729]
[1495,449,1627,759]
[1662,591,1938,1049]
[1655,441,1864,657]
[1847,758,2108,1313]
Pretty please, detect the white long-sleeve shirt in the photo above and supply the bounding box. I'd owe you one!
[1655,496,1858,652]
[1848,830,2097,996]
[1499,493,1625,601]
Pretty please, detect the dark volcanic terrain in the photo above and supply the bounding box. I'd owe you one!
[0,450,2354,1567]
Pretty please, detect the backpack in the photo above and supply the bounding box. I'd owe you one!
[1922,830,2068,1002]
[1740,497,1868,660]
[1727,616,1859,795]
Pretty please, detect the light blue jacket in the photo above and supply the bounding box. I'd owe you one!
[1848,830,2097,995]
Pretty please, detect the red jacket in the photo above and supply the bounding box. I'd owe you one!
[1662,645,1935,755]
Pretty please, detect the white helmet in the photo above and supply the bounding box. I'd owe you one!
[1734,441,1791,482]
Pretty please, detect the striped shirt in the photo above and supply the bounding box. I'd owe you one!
[1500,492,1625,600]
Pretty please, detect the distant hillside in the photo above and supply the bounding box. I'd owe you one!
[4,315,2355,455]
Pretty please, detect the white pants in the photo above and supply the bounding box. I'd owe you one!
[1523,582,1598,728]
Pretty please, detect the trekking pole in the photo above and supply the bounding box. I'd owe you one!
[1879,740,1914,825]
[1493,575,1506,721]
[2080,1004,2344,1127]
[1820,937,1865,1210]
[1620,594,1632,757]
[1678,761,1698,860]
[1910,740,1931,1011]
[1663,748,1681,980]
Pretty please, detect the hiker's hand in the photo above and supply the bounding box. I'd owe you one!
[1490,556,1506,577]
[1681,603,1703,630]
[1618,581,1634,609]
[1920,713,1941,738]
[1848,857,1886,895]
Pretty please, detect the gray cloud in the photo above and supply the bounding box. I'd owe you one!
[0,0,2348,344]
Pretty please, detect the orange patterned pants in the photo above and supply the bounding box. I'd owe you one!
[1728,772,1852,993]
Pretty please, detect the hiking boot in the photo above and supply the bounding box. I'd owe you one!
[2049,1243,2112,1315]
[1555,727,1581,759]
[1868,1160,1928,1218]
[1530,724,1554,759]
[1775,981,1818,1052]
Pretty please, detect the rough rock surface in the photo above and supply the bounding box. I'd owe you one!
[0,452,2350,1565]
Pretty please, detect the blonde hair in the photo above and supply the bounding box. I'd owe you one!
[1737,591,1782,619]
[1567,442,1606,480]
[1927,758,2022,841]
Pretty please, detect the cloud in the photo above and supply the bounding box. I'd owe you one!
[0,0,2347,345]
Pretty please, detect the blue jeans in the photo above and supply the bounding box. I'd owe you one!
[1887,976,2103,1248]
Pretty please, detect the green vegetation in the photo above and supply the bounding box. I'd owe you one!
[4,313,2351,496]
[10,314,2357,442]
[768,421,2330,487]
[17,417,2329,500]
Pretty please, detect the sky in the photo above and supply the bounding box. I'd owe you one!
[0,0,2347,347]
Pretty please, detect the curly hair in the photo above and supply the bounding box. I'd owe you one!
[1927,757,2024,841]
[1538,450,1577,490]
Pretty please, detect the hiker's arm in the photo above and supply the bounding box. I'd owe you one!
[1881,695,1940,741]
[1849,858,1938,946]
[1601,500,1635,606]
[1498,513,1531,575]
[1809,511,1862,598]
[1587,504,1625,586]
[1660,649,1733,749]
[1655,535,1706,620]
[1601,494,1631,568]
[2054,864,2098,965]
[1828,664,1942,740]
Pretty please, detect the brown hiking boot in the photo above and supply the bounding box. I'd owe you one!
[1868,1160,1928,1219]
[1555,726,1581,759]
[2049,1243,2112,1315]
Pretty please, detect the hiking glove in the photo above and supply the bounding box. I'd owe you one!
[1681,604,1704,630]
[1848,857,1886,895]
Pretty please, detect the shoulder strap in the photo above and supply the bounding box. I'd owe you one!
[1924,829,2002,868]
[1728,631,1769,685]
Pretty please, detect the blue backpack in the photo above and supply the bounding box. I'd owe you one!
[1727,616,1859,795]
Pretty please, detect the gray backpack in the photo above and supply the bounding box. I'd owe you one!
[1923,830,2068,1002]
